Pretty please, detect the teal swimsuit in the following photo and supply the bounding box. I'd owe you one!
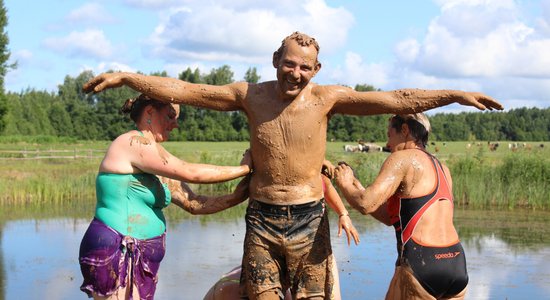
[95,172,171,239]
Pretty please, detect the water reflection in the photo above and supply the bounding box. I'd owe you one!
[0,208,549,299]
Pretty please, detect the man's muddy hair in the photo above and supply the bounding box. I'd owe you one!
[273,32,320,63]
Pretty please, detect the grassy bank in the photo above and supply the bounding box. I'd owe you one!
[1,141,549,209]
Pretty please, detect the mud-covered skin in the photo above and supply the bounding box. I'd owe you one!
[82,32,501,299]
[83,35,502,206]
[334,114,467,299]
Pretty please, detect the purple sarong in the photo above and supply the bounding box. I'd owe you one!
[79,218,166,299]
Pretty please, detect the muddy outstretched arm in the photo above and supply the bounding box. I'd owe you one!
[330,85,503,115]
[83,72,246,111]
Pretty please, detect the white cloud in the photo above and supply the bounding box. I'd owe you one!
[394,38,420,64]
[43,29,115,59]
[535,0,550,36]
[12,49,33,66]
[399,0,550,79]
[146,0,354,65]
[66,3,116,25]
[10,49,54,73]
[332,0,550,111]
[122,0,184,9]
[326,52,391,88]
[90,61,137,74]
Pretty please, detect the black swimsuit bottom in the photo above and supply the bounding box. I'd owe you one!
[402,239,469,298]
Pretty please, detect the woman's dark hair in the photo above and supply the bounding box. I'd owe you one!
[390,113,430,147]
[120,94,169,123]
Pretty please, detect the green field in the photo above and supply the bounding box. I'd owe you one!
[1,141,549,210]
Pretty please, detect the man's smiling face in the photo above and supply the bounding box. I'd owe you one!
[275,39,320,100]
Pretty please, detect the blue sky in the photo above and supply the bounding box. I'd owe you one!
[5,0,550,113]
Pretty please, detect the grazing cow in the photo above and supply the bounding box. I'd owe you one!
[359,142,384,153]
[344,144,361,152]
[488,142,499,151]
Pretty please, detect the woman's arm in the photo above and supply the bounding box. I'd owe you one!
[131,141,252,183]
[334,153,408,215]
[83,72,246,111]
[322,175,360,246]
[370,202,392,226]
[160,175,250,215]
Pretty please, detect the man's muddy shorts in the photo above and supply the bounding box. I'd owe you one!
[240,199,333,299]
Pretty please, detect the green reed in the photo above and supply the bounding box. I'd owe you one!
[326,146,550,210]
[1,141,549,210]
[0,159,99,205]
[451,153,550,209]
[0,148,248,208]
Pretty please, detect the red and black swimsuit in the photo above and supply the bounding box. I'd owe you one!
[386,150,468,298]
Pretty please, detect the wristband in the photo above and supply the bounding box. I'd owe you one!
[339,212,349,218]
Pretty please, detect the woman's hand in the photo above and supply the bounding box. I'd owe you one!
[240,149,253,173]
[321,159,335,179]
[338,213,360,246]
[232,175,251,200]
[334,163,357,189]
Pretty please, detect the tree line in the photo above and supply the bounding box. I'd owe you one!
[0,1,548,143]
[0,67,548,142]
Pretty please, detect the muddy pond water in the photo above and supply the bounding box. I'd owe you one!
[1,207,549,299]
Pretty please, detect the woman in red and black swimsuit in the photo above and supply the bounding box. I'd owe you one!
[334,113,468,300]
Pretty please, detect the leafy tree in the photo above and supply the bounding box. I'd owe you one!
[0,0,15,133]
[244,67,261,83]
[204,65,234,85]
[2,92,22,135]
[2,89,56,135]
[179,67,202,83]
[354,84,379,92]
[49,101,73,136]
[58,71,95,106]
[0,93,6,133]
[1,62,549,143]
[150,71,168,77]
[95,87,138,140]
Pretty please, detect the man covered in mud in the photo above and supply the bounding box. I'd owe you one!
[83,32,502,299]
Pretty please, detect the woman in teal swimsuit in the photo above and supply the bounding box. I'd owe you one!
[79,94,252,300]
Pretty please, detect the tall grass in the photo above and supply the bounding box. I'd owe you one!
[326,144,550,210]
[1,141,549,210]
[0,159,99,205]
[0,148,247,207]
[451,152,549,209]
